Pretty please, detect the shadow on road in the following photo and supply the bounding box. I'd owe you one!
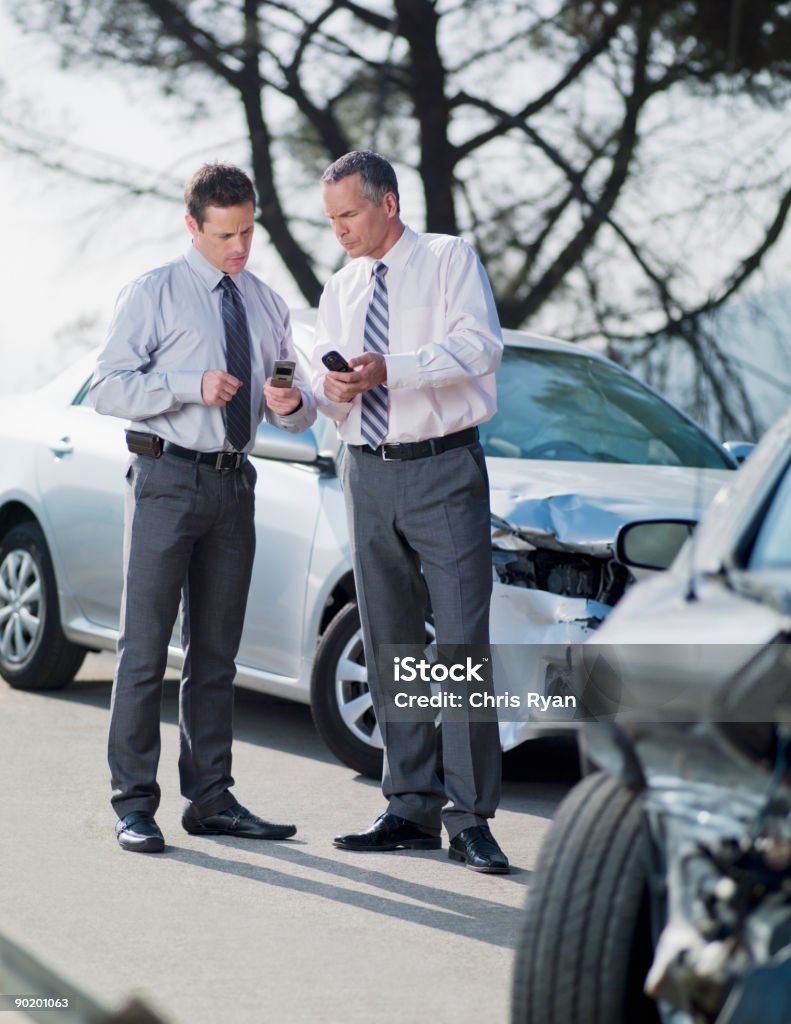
[156,839,530,949]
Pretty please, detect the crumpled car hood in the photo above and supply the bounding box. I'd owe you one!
[487,458,732,554]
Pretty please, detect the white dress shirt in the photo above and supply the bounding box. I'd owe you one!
[312,225,503,444]
[90,245,315,450]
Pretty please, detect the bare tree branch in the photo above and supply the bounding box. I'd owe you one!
[6,0,791,433]
[139,0,243,85]
[452,0,636,159]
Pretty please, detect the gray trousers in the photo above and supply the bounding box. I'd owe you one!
[341,441,501,839]
[108,453,256,819]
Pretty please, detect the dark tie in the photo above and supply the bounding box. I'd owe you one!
[219,275,252,451]
[361,261,389,449]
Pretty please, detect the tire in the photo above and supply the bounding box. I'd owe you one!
[310,602,384,779]
[0,522,87,691]
[511,771,660,1024]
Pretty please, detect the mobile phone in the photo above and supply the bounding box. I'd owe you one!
[322,350,353,373]
[271,359,296,388]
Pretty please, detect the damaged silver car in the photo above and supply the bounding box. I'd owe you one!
[511,406,791,1024]
[0,314,735,776]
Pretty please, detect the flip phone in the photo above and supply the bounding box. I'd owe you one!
[322,350,353,373]
[271,360,296,388]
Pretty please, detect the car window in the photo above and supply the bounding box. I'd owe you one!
[747,462,791,570]
[73,377,93,406]
[480,348,733,469]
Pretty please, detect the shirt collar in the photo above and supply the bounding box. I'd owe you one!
[365,224,417,277]
[186,244,237,293]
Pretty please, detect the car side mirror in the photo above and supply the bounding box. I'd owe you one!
[723,440,755,465]
[250,422,318,463]
[615,519,697,571]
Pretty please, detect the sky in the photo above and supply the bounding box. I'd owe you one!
[2,4,790,434]
[0,9,305,394]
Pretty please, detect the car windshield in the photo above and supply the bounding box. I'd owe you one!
[479,347,733,468]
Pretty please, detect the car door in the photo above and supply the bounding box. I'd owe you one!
[35,375,129,632]
[237,448,324,680]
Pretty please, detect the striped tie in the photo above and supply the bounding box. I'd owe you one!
[219,275,252,452]
[361,261,389,449]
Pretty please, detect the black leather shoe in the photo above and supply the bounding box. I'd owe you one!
[116,811,165,853]
[182,802,296,840]
[334,812,441,851]
[449,825,510,873]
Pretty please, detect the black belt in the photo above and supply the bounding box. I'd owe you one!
[351,427,479,461]
[162,441,247,470]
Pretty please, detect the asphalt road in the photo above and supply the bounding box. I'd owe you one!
[0,653,575,1024]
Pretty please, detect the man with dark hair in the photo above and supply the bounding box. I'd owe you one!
[184,163,256,227]
[312,150,510,873]
[91,162,315,853]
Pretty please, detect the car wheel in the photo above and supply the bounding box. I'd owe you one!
[310,602,384,779]
[511,771,659,1024]
[0,522,87,691]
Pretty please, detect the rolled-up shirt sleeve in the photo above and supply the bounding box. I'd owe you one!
[90,278,204,419]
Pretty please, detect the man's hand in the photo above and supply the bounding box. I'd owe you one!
[202,370,242,406]
[322,352,387,403]
[264,380,302,416]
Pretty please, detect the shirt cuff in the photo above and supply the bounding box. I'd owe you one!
[384,353,422,389]
[319,379,354,417]
[167,370,205,404]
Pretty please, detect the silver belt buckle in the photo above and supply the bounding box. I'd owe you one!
[381,444,399,461]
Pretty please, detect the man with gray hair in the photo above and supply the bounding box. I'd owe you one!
[312,150,509,873]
